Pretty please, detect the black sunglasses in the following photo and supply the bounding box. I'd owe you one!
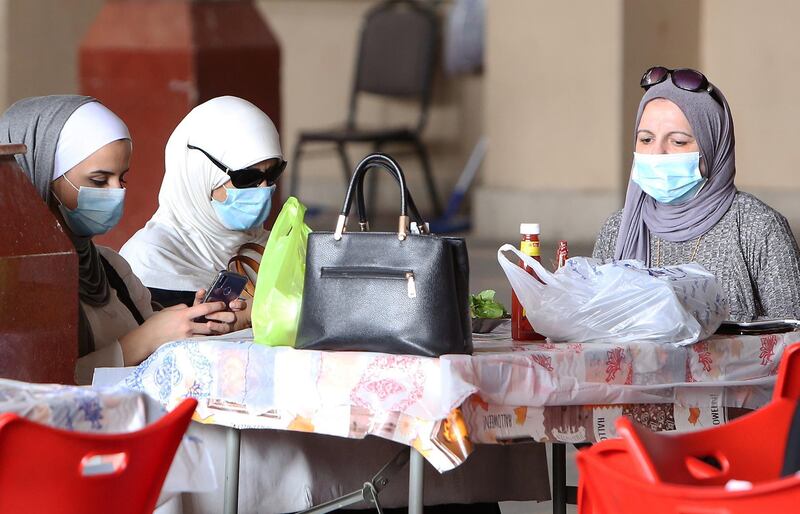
[187,144,286,188]
[640,66,723,106]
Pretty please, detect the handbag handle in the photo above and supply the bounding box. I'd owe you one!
[335,153,414,241]
[355,164,427,233]
[227,242,264,298]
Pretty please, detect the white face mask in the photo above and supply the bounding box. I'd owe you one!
[632,152,706,204]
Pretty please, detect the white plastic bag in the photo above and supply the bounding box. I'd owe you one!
[497,244,729,346]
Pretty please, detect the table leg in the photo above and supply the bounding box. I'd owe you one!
[224,427,241,514]
[408,448,424,514]
[552,443,566,514]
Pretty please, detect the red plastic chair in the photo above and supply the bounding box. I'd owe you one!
[578,443,800,514]
[577,343,800,513]
[0,397,197,514]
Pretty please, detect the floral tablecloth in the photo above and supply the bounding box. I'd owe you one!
[119,325,798,472]
[0,378,216,496]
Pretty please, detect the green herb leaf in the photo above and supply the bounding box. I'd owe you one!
[476,289,496,302]
[469,289,508,319]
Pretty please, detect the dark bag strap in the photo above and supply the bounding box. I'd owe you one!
[335,153,423,241]
[356,157,426,233]
[100,255,145,326]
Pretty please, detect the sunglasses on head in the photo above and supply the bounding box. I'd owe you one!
[640,66,723,106]
[187,144,286,189]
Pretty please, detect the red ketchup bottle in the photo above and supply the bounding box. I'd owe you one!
[511,223,546,341]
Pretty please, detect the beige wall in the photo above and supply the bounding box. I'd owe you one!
[701,0,800,231]
[475,0,800,244]
[2,0,800,241]
[702,0,800,190]
[2,0,103,108]
[477,0,625,242]
[258,0,482,217]
[484,0,624,192]
[0,0,477,219]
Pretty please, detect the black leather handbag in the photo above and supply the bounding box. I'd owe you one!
[295,153,472,357]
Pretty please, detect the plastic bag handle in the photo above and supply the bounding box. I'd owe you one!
[497,244,562,289]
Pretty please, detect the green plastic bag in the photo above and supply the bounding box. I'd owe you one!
[252,197,311,347]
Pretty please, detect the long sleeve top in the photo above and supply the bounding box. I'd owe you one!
[75,246,154,385]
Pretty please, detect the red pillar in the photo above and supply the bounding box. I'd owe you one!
[80,0,282,250]
[0,145,78,384]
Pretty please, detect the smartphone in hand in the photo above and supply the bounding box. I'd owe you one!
[193,270,248,323]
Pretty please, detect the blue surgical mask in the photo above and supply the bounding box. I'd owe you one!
[54,176,126,237]
[632,151,706,205]
[212,184,275,230]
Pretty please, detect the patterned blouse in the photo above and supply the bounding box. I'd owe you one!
[593,192,800,321]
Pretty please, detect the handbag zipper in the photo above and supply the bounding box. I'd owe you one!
[406,272,417,298]
[321,267,417,298]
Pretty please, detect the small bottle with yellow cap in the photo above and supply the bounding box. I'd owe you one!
[511,223,546,341]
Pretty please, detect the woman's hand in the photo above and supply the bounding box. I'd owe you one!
[228,296,252,332]
[192,289,246,332]
[119,300,234,366]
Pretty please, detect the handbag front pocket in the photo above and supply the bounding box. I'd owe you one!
[320,266,417,298]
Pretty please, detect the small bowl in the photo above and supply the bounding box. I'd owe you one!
[471,317,509,334]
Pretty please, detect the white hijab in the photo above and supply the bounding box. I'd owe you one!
[55,101,131,180]
[121,96,282,291]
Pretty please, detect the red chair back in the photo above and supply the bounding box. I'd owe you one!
[577,343,800,513]
[615,402,793,485]
[577,443,800,514]
[0,398,197,514]
[615,343,800,486]
[775,341,800,401]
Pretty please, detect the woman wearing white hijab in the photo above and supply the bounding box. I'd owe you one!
[121,96,284,312]
[0,95,241,385]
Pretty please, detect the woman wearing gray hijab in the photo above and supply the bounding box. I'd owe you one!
[0,95,242,384]
[593,66,800,321]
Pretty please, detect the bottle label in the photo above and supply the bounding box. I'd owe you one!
[520,240,540,257]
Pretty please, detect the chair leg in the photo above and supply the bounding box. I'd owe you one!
[411,137,443,216]
[336,143,352,186]
[552,443,567,514]
[289,139,304,198]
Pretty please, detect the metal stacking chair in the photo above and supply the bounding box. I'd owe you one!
[289,0,443,216]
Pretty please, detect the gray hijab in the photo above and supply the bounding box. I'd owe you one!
[614,78,737,264]
[0,95,109,356]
